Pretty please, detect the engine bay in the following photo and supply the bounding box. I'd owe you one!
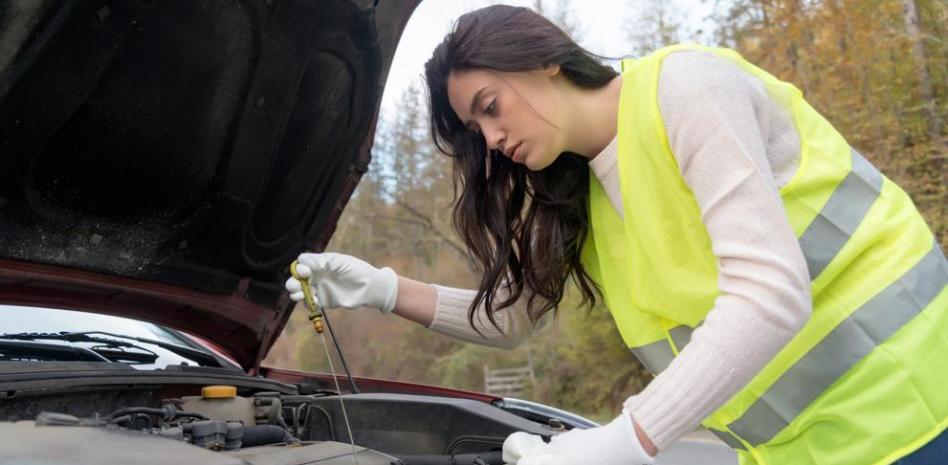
[0,373,555,465]
[0,308,566,465]
[23,387,315,451]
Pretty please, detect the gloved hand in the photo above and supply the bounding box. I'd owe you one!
[502,409,655,465]
[284,252,399,313]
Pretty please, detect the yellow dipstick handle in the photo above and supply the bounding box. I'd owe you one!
[290,260,324,334]
[288,260,360,464]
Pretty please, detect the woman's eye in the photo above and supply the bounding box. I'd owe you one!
[485,100,497,116]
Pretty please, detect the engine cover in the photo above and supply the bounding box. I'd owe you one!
[0,422,397,465]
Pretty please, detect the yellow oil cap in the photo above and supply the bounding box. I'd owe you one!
[201,385,237,399]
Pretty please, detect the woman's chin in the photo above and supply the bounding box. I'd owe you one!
[524,154,554,171]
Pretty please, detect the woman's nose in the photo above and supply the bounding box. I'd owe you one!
[483,126,506,152]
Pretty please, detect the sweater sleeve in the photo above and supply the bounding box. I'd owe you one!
[426,284,551,350]
[622,51,813,449]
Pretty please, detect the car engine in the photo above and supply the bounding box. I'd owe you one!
[0,374,554,465]
[29,387,311,451]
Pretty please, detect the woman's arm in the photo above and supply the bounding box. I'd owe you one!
[391,275,438,326]
[393,275,549,350]
[287,254,546,349]
[618,50,812,450]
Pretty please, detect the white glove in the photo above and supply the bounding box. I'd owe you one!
[502,409,655,465]
[284,252,399,313]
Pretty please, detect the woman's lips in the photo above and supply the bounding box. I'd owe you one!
[510,142,525,163]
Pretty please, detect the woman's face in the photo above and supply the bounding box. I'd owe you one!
[447,67,568,171]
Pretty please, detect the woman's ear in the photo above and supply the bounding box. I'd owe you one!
[544,63,561,77]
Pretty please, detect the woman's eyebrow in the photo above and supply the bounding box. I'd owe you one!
[469,86,488,117]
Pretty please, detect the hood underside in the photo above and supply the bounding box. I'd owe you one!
[0,0,420,369]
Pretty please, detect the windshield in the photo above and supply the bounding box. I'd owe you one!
[0,305,235,370]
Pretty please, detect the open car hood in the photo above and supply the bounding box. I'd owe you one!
[0,0,420,370]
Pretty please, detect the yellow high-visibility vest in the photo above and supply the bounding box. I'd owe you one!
[581,44,948,465]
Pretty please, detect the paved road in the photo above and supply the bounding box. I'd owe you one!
[657,431,739,465]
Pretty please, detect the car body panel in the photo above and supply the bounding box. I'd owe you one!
[0,0,420,370]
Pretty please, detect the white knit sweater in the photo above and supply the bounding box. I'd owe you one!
[425,50,813,450]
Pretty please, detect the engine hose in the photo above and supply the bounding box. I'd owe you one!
[241,424,296,448]
[309,404,336,442]
[105,405,207,423]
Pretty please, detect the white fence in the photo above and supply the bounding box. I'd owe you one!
[483,349,536,397]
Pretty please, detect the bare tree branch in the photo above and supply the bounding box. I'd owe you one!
[395,198,471,261]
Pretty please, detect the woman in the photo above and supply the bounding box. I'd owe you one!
[285,5,947,465]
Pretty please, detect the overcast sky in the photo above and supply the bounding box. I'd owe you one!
[378,0,716,117]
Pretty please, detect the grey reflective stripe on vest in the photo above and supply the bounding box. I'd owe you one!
[798,149,883,279]
[710,430,747,450]
[669,326,694,351]
[727,243,947,446]
[631,339,676,374]
[630,325,695,374]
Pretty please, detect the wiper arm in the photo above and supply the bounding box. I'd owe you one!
[0,339,112,362]
[0,331,219,367]
[0,332,159,364]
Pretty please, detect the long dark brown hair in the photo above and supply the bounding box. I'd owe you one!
[424,5,617,334]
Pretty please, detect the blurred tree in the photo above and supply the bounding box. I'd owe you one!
[901,0,942,141]
[625,0,685,54]
[533,0,586,42]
